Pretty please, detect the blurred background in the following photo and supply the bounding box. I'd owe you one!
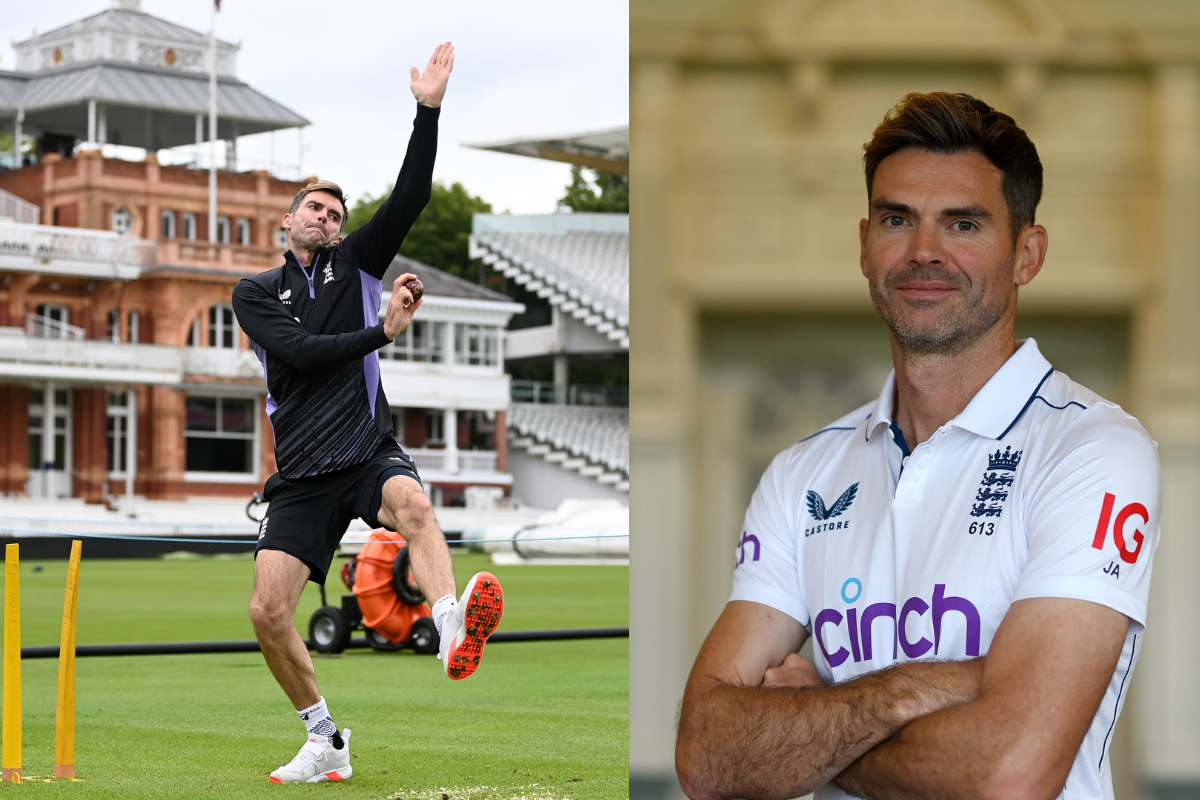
[630,1,1200,799]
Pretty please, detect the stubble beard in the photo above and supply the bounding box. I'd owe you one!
[289,222,335,252]
[868,263,1010,357]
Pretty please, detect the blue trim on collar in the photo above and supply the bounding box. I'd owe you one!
[889,420,911,457]
[799,426,856,443]
[864,413,872,443]
[997,367,1055,441]
[1032,397,1087,413]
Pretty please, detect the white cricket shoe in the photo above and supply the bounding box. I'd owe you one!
[438,571,504,680]
[268,729,352,783]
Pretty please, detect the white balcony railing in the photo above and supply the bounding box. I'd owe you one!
[180,347,264,379]
[0,219,153,278]
[0,337,268,384]
[406,448,499,474]
[0,332,181,379]
[25,314,85,341]
[0,188,39,225]
[460,451,499,471]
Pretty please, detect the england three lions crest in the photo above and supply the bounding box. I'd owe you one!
[970,446,1022,518]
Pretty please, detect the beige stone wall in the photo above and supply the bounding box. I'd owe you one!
[631,2,1200,798]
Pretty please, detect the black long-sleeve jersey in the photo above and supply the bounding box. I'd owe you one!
[232,104,438,479]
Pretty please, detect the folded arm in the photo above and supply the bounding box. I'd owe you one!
[675,601,983,800]
[833,597,1130,800]
[232,279,389,372]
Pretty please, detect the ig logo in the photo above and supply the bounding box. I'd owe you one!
[1091,492,1147,572]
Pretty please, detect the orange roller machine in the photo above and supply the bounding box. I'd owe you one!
[308,531,439,655]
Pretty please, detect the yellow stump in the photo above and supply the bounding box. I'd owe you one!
[2,543,20,783]
[54,540,81,779]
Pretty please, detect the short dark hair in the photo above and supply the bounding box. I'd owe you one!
[289,180,349,230]
[863,92,1043,240]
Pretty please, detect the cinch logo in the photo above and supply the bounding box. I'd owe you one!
[1091,492,1147,565]
[805,483,858,537]
[322,264,335,284]
[736,530,760,566]
[813,582,980,668]
[258,516,269,540]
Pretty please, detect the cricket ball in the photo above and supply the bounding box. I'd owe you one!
[404,278,424,303]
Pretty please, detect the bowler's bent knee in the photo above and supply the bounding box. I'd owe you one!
[379,474,437,535]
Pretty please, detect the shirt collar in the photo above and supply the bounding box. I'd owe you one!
[285,248,324,274]
[865,370,898,444]
[948,338,1053,440]
[865,338,1053,444]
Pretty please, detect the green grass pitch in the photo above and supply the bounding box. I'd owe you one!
[0,550,628,799]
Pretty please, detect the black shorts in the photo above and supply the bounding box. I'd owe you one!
[255,438,422,585]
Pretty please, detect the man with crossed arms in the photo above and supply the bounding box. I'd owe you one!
[675,92,1161,800]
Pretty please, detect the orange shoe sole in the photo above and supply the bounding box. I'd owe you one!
[445,572,504,680]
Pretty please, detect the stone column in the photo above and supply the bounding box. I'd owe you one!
[0,385,30,494]
[254,170,271,246]
[444,408,459,474]
[71,387,108,503]
[143,386,186,499]
[42,152,59,204]
[145,153,160,241]
[1137,63,1200,799]
[7,274,39,329]
[495,409,508,473]
[552,305,569,403]
[630,58,694,800]
[77,150,104,230]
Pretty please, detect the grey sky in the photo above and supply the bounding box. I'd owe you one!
[3,0,629,214]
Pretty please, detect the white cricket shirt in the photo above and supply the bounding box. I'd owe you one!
[730,339,1161,800]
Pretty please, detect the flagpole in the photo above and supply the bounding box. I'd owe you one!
[207,1,218,244]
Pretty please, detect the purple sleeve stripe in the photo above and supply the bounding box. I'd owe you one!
[360,269,383,419]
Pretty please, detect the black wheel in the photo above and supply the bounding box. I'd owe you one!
[392,546,426,606]
[365,627,404,651]
[409,617,440,655]
[309,606,350,654]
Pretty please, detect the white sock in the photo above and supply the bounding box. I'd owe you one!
[431,594,457,637]
[298,697,341,746]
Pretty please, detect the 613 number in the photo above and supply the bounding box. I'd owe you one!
[969,522,995,536]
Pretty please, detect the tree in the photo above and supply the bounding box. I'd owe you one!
[344,180,492,280]
[0,134,36,168]
[558,166,628,213]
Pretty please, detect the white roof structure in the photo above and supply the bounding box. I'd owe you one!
[0,1,307,149]
[508,402,629,492]
[470,213,629,349]
[14,1,239,75]
[465,125,628,176]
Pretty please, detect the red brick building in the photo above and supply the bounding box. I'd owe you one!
[0,151,302,500]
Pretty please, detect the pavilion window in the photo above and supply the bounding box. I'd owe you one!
[185,396,256,474]
[209,305,236,349]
